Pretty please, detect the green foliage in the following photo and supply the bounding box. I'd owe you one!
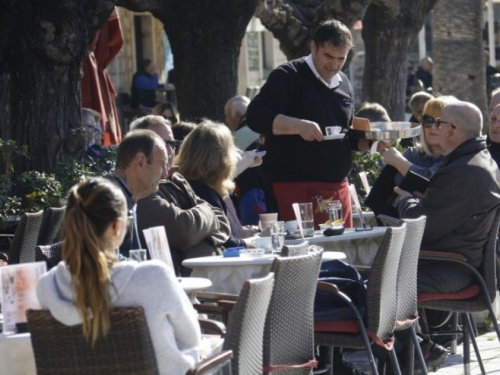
[349,151,383,198]
[0,140,117,223]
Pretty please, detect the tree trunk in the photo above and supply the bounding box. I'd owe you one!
[256,0,372,60]
[432,0,487,129]
[362,1,437,121]
[0,0,114,173]
[118,0,259,122]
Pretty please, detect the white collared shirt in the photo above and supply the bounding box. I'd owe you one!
[305,54,342,89]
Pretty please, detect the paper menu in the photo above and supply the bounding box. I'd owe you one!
[142,226,175,273]
[0,261,47,334]
[348,184,366,228]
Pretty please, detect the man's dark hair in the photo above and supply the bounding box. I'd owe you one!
[313,19,353,50]
[116,129,161,170]
[356,102,391,123]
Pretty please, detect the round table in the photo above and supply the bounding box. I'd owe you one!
[179,277,212,294]
[182,251,346,294]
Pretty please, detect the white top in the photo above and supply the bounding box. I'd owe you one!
[37,260,201,375]
[305,54,342,89]
[182,250,345,268]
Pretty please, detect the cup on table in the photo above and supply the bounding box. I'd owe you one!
[259,213,278,232]
[328,200,343,226]
[325,126,342,136]
[269,221,285,253]
[285,220,299,234]
[129,249,147,262]
[297,202,314,237]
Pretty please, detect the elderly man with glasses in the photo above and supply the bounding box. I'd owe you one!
[395,100,500,293]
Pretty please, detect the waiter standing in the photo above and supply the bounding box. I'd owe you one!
[247,19,375,226]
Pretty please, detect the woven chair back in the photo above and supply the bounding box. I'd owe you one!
[9,210,44,264]
[365,224,406,341]
[396,216,426,323]
[35,241,63,270]
[223,273,275,375]
[27,307,159,375]
[37,206,65,246]
[263,251,322,374]
[280,241,309,257]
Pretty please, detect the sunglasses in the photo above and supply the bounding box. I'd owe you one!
[164,139,180,152]
[421,115,456,129]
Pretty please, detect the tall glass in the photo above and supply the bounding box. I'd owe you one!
[270,221,285,253]
[328,201,343,225]
[298,203,314,237]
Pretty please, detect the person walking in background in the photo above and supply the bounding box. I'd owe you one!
[130,59,164,109]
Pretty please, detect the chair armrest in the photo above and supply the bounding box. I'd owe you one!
[217,300,237,311]
[197,291,238,302]
[419,250,468,263]
[377,214,402,227]
[354,266,371,278]
[193,304,223,315]
[198,318,226,336]
[317,281,340,294]
[186,350,233,375]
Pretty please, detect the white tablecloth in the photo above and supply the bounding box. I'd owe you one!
[183,251,346,294]
[286,227,387,266]
[0,333,36,375]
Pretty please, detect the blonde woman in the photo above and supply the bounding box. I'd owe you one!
[175,120,251,248]
[36,178,201,375]
[382,96,457,182]
[366,96,457,217]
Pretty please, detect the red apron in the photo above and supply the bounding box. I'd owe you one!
[272,180,353,228]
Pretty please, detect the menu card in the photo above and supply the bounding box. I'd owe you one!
[0,261,47,334]
[142,226,174,273]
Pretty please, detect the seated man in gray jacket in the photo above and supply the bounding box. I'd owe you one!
[132,115,232,276]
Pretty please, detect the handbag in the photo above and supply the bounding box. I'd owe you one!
[314,260,367,321]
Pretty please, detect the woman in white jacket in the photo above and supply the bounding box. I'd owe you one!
[36,178,201,375]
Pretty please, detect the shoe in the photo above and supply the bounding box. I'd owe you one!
[416,341,448,373]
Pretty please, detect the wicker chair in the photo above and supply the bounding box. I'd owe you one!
[28,307,233,375]
[224,273,275,375]
[378,215,428,375]
[314,224,407,375]
[8,210,44,264]
[263,250,322,374]
[280,241,310,257]
[35,241,63,270]
[417,207,500,375]
[37,206,65,246]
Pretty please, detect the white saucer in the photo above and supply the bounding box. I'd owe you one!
[323,133,345,141]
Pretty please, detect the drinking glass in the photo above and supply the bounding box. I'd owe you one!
[297,203,314,236]
[129,249,147,262]
[270,221,285,253]
[328,201,343,225]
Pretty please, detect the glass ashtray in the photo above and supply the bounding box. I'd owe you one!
[241,248,265,257]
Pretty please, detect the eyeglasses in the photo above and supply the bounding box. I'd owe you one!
[164,139,180,152]
[435,117,457,130]
[421,115,456,129]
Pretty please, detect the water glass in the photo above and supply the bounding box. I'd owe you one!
[297,202,314,236]
[270,221,285,253]
[328,201,343,224]
[129,249,147,262]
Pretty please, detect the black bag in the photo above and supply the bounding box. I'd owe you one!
[314,260,367,321]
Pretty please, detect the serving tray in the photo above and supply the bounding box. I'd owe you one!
[349,121,421,141]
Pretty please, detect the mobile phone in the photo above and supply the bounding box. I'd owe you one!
[255,150,266,158]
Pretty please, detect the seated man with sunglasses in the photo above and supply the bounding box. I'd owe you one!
[130,115,233,276]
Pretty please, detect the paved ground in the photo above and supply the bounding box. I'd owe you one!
[344,330,500,374]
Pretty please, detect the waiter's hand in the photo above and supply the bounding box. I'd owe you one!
[298,120,323,141]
